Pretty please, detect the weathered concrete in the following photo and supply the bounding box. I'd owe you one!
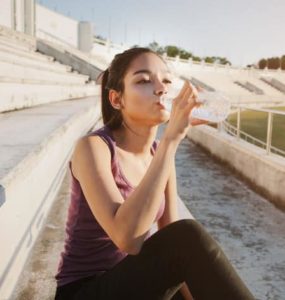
[187,125,285,210]
[173,128,285,300]
[0,97,101,300]
[37,39,103,81]
[0,81,99,113]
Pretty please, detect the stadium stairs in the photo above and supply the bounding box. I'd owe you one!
[0,25,103,299]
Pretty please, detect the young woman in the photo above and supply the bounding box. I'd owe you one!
[55,47,255,300]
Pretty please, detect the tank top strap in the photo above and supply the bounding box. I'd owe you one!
[86,126,116,161]
[152,139,160,153]
[86,125,159,159]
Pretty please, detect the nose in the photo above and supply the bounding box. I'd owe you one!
[153,80,167,96]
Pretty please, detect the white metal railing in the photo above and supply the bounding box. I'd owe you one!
[222,106,285,157]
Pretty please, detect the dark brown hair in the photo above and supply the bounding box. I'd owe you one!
[100,47,164,130]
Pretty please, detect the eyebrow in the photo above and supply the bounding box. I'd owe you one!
[132,69,171,76]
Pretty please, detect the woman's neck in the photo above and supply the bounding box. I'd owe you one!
[112,121,158,159]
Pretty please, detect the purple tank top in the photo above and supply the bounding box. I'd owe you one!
[55,125,165,287]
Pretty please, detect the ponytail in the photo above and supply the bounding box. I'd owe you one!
[101,68,123,129]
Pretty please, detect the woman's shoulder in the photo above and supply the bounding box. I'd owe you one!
[73,126,114,162]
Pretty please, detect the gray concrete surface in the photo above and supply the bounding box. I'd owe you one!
[0,97,97,182]
[188,125,285,210]
[10,123,285,300]
[172,128,285,300]
[10,169,71,300]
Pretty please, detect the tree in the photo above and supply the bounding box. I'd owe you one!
[179,49,192,60]
[267,57,280,69]
[165,45,180,57]
[147,41,165,55]
[219,57,231,65]
[204,56,215,64]
[281,55,285,70]
[192,56,201,62]
[258,59,267,69]
[148,41,160,52]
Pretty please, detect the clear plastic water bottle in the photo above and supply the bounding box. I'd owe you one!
[162,79,231,123]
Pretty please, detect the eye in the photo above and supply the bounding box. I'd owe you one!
[137,79,151,84]
[163,79,172,84]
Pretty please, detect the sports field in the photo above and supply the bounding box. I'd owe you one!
[227,107,285,153]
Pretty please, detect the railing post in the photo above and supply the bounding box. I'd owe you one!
[266,112,273,154]
[237,107,241,140]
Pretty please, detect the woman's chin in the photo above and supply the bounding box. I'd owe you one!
[158,112,170,123]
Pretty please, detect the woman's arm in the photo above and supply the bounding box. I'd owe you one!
[72,134,179,255]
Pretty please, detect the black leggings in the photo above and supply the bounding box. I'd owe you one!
[55,219,255,300]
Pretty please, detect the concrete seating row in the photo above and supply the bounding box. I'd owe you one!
[0,29,102,112]
[0,80,99,112]
[180,75,216,91]
[169,54,285,101]
[0,60,89,84]
[244,77,283,97]
[37,39,103,82]
[0,26,105,299]
[0,96,101,300]
[0,41,54,63]
[234,81,264,95]
[0,46,72,73]
[0,35,36,53]
[261,77,285,94]
[0,25,36,48]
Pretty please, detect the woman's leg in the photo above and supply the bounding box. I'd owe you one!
[63,219,254,300]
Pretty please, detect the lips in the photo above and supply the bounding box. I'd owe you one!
[156,101,166,109]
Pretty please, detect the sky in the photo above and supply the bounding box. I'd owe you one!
[38,0,285,67]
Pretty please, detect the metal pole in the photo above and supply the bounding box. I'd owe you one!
[237,107,241,140]
[266,112,273,154]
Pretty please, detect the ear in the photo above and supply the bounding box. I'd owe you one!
[109,89,122,110]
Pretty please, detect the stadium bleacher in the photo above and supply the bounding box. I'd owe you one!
[0,25,103,299]
[1,18,285,299]
[0,27,99,113]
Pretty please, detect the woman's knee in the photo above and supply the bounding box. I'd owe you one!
[168,219,222,258]
[166,218,204,240]
[143,219,220,256]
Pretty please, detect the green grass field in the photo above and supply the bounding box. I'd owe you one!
[227,107,285,153]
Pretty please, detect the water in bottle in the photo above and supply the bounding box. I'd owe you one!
[162,79,231,123]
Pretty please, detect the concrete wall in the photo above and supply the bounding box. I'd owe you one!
[78,21,92,52]
[36,4,78,47]
[15,0,25,32]
[23,0,35,36]
[0,0,13,28]
[0,0,35,35]
[187,125,285,210]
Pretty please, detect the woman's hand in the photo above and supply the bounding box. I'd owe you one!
[163,81,207,144]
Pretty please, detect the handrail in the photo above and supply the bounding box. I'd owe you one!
[235,105,285,116]
[222,106,285,157]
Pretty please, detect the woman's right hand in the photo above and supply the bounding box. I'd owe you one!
[163,80,207,144]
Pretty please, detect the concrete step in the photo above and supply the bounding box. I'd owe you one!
[0,61,90,84]
[0,97,101,300]
[0,43,54,63]
[0,48,71,73]
[0,25,36,49]
[0,36,36,53]
[0,81,100,112]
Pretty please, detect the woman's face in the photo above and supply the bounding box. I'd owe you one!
[120,52,173,126]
